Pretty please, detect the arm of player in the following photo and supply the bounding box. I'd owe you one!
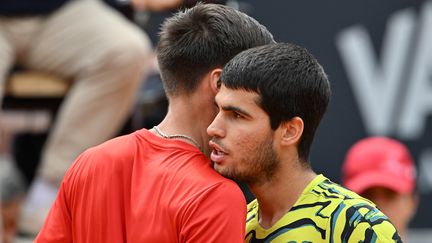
[34,151,91,243]
[34,180,73,243]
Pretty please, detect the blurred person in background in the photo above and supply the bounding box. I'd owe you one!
[35,3,274,242]
[130,0,226,11]
[0,156,25,243]
[342,136,419,242]
[0,0,154,239]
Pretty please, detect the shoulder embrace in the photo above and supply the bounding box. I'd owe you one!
[201,181,246,208]
[64,133,137,178]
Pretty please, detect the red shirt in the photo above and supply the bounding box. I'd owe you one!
[36,129,246,243]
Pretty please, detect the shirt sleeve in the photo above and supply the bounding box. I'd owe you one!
[178,181,247,243]
[34,179,73,243]
[34,151,91,243]
[337,203,403,243]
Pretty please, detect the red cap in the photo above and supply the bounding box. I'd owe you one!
[342,137,416,195]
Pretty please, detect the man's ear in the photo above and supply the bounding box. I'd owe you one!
[209,68,222,94]
[279,117,304,146]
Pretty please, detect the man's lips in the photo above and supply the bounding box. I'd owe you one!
[209,140,228,163]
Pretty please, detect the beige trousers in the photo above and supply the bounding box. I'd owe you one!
[0,0,152,184]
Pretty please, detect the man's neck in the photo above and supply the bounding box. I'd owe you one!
[249,163,316,229]
[157,95,214,156]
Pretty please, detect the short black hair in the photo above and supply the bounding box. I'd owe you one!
[157,3,274,97]
[221,42,331,162]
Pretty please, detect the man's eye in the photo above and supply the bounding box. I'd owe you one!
[234,113,242,119]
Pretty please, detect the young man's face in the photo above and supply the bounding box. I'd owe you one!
[207,85,279,185]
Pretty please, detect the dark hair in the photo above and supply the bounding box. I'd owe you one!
[221,42,331,162]
[157,3,274,97]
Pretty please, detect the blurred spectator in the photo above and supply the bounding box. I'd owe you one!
[0,0,153,239]
[0,155,25,243]
[130,0,226,12]
[342,136,419,241]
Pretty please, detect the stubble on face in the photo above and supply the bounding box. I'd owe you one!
[213,136,279,186]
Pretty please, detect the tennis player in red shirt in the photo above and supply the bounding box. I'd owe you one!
[35,3,274,242]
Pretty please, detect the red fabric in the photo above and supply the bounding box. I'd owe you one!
[36,129,246,243]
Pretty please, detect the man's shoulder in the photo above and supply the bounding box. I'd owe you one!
[91,131,139,155]
[174,170,246,215]
[64,131,141,178]
[304,175,377,209]
[187,174,245,203]
[245,177,401,242]
[179,156,243,194]
[308,177,401,242]
[307,176,383,221]
[82,130,148,163]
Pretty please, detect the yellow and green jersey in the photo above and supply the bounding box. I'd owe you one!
[245,174,401,243]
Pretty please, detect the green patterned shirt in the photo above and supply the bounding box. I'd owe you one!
[245,174,402,243]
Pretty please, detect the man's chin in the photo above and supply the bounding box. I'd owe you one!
[212,163,223,174]
[213,164,230,177]
[214,167,256,185]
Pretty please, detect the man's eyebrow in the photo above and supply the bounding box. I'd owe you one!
[221,105,252,118]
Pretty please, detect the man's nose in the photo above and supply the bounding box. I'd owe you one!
[207,114,224,138]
